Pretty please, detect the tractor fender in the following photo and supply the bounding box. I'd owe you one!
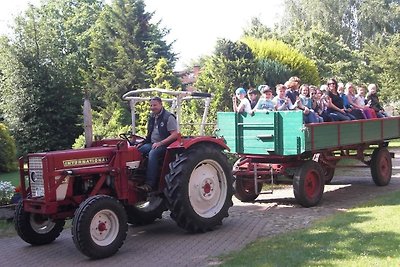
[167,136,230,151]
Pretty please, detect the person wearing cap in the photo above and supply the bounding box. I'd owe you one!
[247,88,259,109]
[232,87,252,114]
[137,96,178,192]
[254,85,275,111]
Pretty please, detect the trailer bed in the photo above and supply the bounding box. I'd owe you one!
[216,111,400,155]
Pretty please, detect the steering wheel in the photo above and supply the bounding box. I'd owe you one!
[119,133,144,146]
[119,133,133,145]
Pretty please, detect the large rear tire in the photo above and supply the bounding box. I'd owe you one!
[72,195,128,259]
[125,195,167,225]
[370,147,392,186]
[14,200,65,245]
[164,144,233,233]
[293,161,324,207]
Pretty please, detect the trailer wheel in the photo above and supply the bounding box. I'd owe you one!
[72,195,127,259]
[125,195,167,225]
[14,200,65,245]
[164,144,233,233]
[293,161,324,207]
[234,178,262,202]
[371,147,392,186]
[322,166,335,184]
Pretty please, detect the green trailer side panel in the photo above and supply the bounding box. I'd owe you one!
[363,120,382,141]
[305,117,400,150]
[216,112,238,153]
[216,111,305,155]
[305,124,339,151]
[276,111,305,155]
[340,123,362,145]
[239,112,276,154]
[382,118,400,139]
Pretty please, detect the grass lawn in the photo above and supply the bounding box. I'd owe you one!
[0,171,19,187]
[220,190,400,266]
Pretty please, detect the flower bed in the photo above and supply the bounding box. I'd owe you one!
[0,181,20,221]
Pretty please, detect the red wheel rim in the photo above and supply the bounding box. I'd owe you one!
[379,155,391,179]
[305,170,319,198]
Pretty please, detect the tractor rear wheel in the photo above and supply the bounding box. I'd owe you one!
[293,161,324,207]
[164,144,233,233]
[125,195,167,225]
[72,195,127,259]
[371,147,392,186]
[14,200,65,245]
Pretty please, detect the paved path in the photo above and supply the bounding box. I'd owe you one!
[1,152,400,267]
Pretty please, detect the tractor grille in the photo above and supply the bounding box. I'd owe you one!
[29,157,45,197]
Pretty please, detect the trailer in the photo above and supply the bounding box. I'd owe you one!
[216,111,399,207]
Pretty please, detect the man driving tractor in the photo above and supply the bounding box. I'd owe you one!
[137,96,179,192]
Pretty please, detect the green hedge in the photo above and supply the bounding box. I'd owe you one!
[242,37,320,85]
[0,123,17,172]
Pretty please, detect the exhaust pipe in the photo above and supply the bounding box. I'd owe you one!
[83,98,93,148]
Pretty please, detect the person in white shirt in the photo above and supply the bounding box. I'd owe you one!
[232,87,252,114]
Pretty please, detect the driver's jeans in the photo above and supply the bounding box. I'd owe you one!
[138,143,167,188]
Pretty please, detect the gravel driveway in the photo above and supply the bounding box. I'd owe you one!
[1,149,400,267]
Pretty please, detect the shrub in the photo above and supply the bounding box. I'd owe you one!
[0,181,15,205]
[0,123,17,172]
[255,58,293,88]
[242,37,320,85]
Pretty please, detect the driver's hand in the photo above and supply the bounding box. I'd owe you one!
[152,142,163,149]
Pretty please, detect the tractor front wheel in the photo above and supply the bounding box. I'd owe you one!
[164,144,233,233]
[234,177,262,202]
[72,195,127,259]
[293,161,324,207]
[14,200,65,245]
[125,195,167,225]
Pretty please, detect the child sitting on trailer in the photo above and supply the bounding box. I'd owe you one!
[232,87,252,114]
[274,84,295,111]
[253,85,275,112]
[298,84,323,123]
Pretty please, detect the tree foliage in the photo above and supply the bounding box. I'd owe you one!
[0,123,17,172]
[79,0,178,142]
[195,39,256,129]
[254,58,293,89]
[280,26,376,84]
[85,0,176,106]
[282,0,400,49]
[364,33,400,102]
[0,1,94,155]
[0,0,179,154]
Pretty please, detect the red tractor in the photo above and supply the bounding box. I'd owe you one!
[14,89,233,259]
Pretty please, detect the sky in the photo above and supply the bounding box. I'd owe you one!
[0,0,284,70]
